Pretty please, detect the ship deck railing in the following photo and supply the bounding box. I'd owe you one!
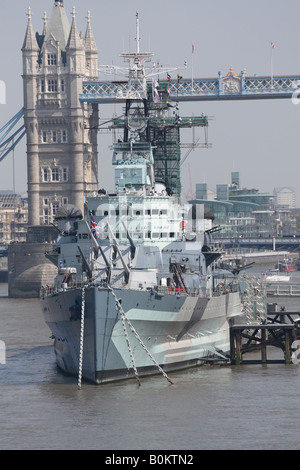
[40,279,240,299]
[156,281,239,297]
[40,280,87,298]
[265,283,300,297]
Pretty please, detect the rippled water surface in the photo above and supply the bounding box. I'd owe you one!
[1,276,300,450]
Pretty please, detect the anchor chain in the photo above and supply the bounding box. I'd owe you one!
[78,286,86,390]
[118,303,141,386]
[108,286,173,385]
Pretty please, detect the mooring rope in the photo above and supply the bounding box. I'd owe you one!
[78,286,86,390]
[108,286,173,385]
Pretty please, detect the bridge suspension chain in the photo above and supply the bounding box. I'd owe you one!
[0,108,25,162]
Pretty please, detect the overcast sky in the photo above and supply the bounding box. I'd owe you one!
[1,0,300,204]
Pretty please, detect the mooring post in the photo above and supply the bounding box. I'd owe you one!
[285,330,291,364]
[280,313,285,324]
[261,328,267,364]
[230,325,236,364]
[235,330,242,365]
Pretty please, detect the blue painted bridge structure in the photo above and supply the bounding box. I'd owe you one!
[2,69,300,158]
[213,237,300,253]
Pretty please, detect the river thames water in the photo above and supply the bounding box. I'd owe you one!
[1,267,300,451]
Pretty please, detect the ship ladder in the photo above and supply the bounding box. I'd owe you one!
[173,263,188,293]
[108,286,173,385]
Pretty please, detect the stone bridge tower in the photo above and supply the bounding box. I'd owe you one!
[22,0,99,226]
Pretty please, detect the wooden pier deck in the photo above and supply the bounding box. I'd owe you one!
[230,313,300,365]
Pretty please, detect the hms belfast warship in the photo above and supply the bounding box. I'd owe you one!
[40,15,243,385]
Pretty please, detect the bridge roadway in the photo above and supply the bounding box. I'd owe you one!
[213,237,300,252]
[80,72,300,103]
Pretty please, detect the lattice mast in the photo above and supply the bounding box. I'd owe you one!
[109,13,210,196]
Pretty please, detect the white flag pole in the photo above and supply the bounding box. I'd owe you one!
[192,44,194,92]
[270,42,275,88]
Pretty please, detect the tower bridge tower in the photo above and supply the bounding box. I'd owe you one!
[22,1,99,226]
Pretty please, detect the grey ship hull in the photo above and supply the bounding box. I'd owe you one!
[41,286,241,384]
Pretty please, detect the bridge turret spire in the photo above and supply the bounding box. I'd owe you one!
[43,0,70,51]
[22,7,39,51]
[42,11,48,36]
[66,6,84,50]
[85,11,98,78]
[85,11,97,52]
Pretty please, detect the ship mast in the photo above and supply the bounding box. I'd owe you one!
[108,14,209,197]
[136,12,140,54]
[112,13,156,193]
[119,12,153,102]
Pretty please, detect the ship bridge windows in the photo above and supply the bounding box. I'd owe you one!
[148,232,170,239]
[143,231,175,240]
[133,233,143,239]
[149,208,168,216]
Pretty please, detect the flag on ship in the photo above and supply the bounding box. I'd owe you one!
[271,42,275,48]
[90,213,100,239]
[167,73,171,81]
